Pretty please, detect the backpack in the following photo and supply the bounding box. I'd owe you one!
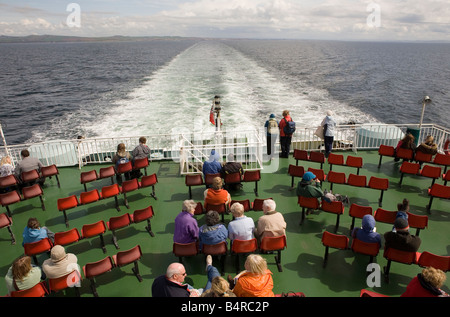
[283,118,296,135]
[116,156,129,166]
[268,119,278,135]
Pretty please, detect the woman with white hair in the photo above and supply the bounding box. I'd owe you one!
[321,110,336,158]
[228,202,255,242]
[254,199,286,242]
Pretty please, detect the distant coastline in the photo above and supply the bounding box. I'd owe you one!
[0,34,202,44]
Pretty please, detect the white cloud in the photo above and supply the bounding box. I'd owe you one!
[0,0,448,41]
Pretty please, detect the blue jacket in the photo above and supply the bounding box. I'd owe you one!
[352,215,382,246]
[199,224,228,250]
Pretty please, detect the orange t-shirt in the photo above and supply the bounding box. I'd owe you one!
[232,270,275,297]
[204,188,229,209]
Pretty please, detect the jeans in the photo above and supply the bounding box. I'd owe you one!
[280,136,292,158]
[204,265,221,291]
[324,136,334,158]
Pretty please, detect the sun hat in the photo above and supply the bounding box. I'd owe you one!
[302,171,316,182]
[50,245,68,263]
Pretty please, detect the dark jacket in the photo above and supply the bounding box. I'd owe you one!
[151,275,190,297]
[384,230,421,252]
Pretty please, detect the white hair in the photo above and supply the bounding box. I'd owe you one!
[262,199,276,212]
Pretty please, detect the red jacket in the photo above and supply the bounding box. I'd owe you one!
[401,275,445,297]
[279,115,292,137]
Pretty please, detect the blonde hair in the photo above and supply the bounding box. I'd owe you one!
[244,254,268,275]
[230,202,244,217]
[210,276,232,297]
[1,156,11,165]
[422,267,447,289]
[12,256,32,281]
[211,177,223,190]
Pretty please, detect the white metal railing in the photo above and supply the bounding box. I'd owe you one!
[1,123,449,172]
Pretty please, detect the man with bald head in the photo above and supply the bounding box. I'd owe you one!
[152,262,200,297]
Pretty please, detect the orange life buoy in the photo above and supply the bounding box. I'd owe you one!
[444,139,450,155]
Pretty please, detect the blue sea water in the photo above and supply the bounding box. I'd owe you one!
[0,39,449,145]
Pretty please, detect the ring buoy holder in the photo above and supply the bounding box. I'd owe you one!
[445,139,450,155]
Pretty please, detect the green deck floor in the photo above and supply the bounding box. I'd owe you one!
[1,149,449,298]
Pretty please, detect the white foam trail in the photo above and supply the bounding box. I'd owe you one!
[80,41,380,138]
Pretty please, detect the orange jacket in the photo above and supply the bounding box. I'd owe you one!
[232,270,275,297]
[204,188,229,209]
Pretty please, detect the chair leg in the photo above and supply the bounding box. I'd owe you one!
[254,181,258,197]
[188,186,192,199]
[378,191,384,207]
[7,226,16,245]
[299,207,305,225]
[123,193,130,209]
[383,260,391,283]
[39,196,45,211]
[334,215,340,233]
[399,174,404,187]
[150,186,157,200]
[323,246,329,268]
[132,261,143,282]
[55,175,60,188]
[145,219,155,237]
[378,155,383,168]
[275,250,282,272]
[111,231,119,249]
[99,234,107,253]
[5,206,12,218]
[426,197,433,214]
[349,217,356,233]
[89,278,99,297]
[63,210,69,228]
[114,196,121,212]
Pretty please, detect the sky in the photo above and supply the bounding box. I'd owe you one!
[0,0,449,41]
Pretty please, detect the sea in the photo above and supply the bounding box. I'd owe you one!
[0,38,449,145]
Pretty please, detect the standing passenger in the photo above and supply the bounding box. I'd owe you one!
[321,110,336,158]
[278,110,294,158]
[264,114,279,159]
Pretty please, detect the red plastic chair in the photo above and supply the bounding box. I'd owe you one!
[83,256,115,297]
[79,189,101,205]
[0,190,21,217]
[48,270,82,296]
[433,153,450,173]
[131,205,155,237]
[351,238,380,264]
[346,155,363,175]
[298,196,319,225]
[231,238,258,274]
[360,289,389,297]
[121,178,140,208]
[98,166,115,184]
[54,228,81,247]
[0,174,18,191]
[416,251,450,272]
[202,241,228,275]
[224,172,242,190]
[321,200,345,233]
[204,202,228,222]
[133,157,149,176]
[23,237,53,265]
[398,161,420,187]
[383,248,419,283]
[288,164,304,187]
[185,174,204,199]
[0,212,15,244]
[230,199,251,212]
[40,164,60,188]
[101,183,121,212]
[81,220,107,253]
[307,167,326,182]
[204,173,221,187]
[443,171,450,186]
[293,149,309,165]
[194,201,204,215]
[321,231,349,268]
[22,184,45,211]
[116,161,133,182]
[426,183,450,213]
[310,151,325,169]
[107,213,132,249]
[349,203,373,232]
[406,212,428,236]
[252,198,273,211]
[113,245,144,282]
[21,169,40,185]
[80,170,98,191]
[57,195,79,228]
[347,173,367,188]
[260,235,287,272]
[326,170,346,191]
[140,173,158,200]
[327,153,344,170]
[242,170,261,196]
[420,165,442,187]
[378,144,395,167]
[373,208,397,225]
[173,241,199,263]
[396,147,414,161]
[10,281,49,297]
[414,151,433,165]
[368,176,389,207]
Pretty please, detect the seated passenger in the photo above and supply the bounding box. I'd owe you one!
[228,202,255,242]
[131,136,151,178]
[202,150,222,183]
[221,153,243,191]
[254,199,286,242]
[14,150,44,185]
[4,255,44,295]
[416,135,438,155]
[394,133,416,161]
[42,245,79,279]
[203,177,231,211]
[401,267,449,297]
[352,214,382,246]
[384,217,421,252]
[231,254,275,297]
[22,217,54,246]
[0,156,15,177]
[198,210,228,250]
[112,143,132,182]
[173,200,199,244]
